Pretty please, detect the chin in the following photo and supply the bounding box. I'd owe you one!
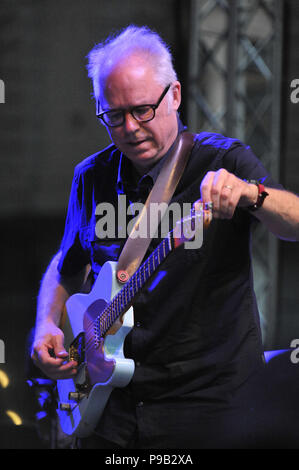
[127,148,159,163]
[134,152,162,167]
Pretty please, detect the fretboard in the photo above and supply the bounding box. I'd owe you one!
[94,233,173,339]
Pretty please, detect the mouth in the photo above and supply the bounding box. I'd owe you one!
[127,139,148,147]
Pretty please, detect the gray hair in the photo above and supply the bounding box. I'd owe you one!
[86,25,177,110]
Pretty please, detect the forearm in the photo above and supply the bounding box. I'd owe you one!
[35,252,89,332]
[32,252,89,378]
[35,252,70,332]
[250,187,299,241]
[200,169,299,241]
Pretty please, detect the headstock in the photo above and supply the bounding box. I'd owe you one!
[173,201,212,249]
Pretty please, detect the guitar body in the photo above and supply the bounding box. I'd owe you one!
[56,261,135,437]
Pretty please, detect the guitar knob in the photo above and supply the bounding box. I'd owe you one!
[68,392,86,402]
[59,403,73,412]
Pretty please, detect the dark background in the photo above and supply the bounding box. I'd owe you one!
[0,0,298,449]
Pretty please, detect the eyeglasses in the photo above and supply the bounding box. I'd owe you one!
[96,84,171,128]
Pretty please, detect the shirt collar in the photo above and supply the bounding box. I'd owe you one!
[116,116,186,195]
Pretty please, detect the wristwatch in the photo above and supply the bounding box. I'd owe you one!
[244,179,269,211]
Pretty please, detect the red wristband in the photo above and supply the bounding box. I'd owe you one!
[245,180,269,211]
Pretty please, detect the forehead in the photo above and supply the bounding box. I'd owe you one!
[101,54,161,108]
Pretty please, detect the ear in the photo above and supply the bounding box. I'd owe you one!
[172,81,181,111]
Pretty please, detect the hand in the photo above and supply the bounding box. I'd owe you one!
[31,323,77,380]
[200,169,258,219]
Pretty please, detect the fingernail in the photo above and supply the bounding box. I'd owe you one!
[57,351,67,356]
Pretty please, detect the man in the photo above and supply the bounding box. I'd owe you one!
[32,25,299,449]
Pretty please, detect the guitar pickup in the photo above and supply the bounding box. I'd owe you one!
[68,332,85,367]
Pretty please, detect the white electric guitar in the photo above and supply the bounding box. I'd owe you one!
[56,204,212,437]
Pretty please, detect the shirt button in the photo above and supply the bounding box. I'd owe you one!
[135,321,141,327]
[136,401,144,407]
[136,361,141,367]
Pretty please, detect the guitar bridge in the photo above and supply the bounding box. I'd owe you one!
[69,332,85,367]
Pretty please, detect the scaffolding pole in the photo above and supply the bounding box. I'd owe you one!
[188,0,283,347]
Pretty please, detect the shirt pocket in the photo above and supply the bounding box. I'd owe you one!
[86,228,126,275]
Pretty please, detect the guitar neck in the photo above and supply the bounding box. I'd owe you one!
[95,233,174,338]
[95,202,213,338]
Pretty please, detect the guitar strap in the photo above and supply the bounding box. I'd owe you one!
[116,131,196,283]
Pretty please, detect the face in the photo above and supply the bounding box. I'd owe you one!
[100,54,181,173]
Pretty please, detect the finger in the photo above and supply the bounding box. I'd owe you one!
[51,360,78,380]
[200,171,214,201]
[32,340,66,368]
[219,183,235,218]
[219,176,244,218]
[224,186,242,219]
[39,356,78,380]
[31,336,77,380]
[208,169,236,218]
[203,171,223,216]
[52,334,68,358]
[209,170,233,216]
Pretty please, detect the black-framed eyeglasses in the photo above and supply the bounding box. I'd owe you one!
[96,84,171,128]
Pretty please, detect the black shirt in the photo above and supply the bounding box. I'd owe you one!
[58,127,282,448]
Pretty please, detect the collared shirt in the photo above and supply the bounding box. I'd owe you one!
[116,118,186,201]
[58,124,282,448]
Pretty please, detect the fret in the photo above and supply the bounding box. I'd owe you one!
[136,272,141,291]
[128,283,132,300]
[157,245,161,265]
[121,289,125,311]
[151,251,155,272]
[117,293,121,312]
[141,264,145,286]
[127,283,132,303]
[111,299,117,322]
[139,266,144,288]
[152,252,156,270]
[144,260,148,281]
[131,277,136,296]
[98,318,100,336]
[134,272,137,294]
[162,239,166,258]
[124,284,128,306]
[160,242,164,261]
[167,233,172,251]
[101,315,105,333]
[148,254,152,275]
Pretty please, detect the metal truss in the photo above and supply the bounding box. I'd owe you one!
[187,0,283,347]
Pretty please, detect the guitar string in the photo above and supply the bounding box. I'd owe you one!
[97,237,170,333]
[84,207,210,346]
[84,237,172,346]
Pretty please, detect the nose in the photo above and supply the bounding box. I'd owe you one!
[123,112,140,133]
